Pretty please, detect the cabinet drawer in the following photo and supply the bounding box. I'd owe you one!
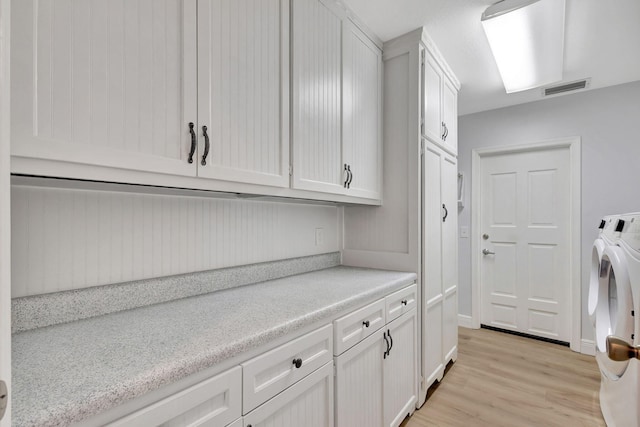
[385,283,418,322]
[333,298,385,355]
[108,366,241,427]
[242,324,333,414]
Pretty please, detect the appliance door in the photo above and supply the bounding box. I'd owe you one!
[596,245,634,380]
[589,239,606,326]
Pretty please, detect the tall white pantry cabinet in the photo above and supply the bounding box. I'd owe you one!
[343,28,460,406]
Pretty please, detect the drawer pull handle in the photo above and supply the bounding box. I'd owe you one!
[292,358,303,369]
[401,300,408,306]
[363,320,370,328]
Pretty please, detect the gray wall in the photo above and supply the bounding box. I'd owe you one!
[458,80,640,341]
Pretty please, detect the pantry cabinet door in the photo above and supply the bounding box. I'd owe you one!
[197,0,290,187]
[10,0,198,177]
[442,78,458,155]
[342,20,382,201]
[441,154,458,363]
[291,0,345,195]
[422,50,443,146]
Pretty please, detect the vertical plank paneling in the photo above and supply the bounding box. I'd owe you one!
[342,23,381,199]
[36,0,53,139]
[12,0,194,176]
[291,0,342,194]
[11,187,340,297]
[197,0,287,186]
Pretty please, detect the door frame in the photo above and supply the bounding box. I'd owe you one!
[0,0,11,423]
[470,137,581,352]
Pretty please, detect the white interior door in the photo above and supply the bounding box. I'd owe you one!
[480,147,571,342]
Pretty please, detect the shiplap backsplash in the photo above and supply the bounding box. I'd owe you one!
[11,186,339,297]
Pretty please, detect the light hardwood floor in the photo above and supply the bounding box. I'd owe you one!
[401,327,605,427]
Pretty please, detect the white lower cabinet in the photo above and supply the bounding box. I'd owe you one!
[335,328,386,427]
[243,362,334,427]
[334,295,417,427]
[97,286,417,427]
[383,310,418,427]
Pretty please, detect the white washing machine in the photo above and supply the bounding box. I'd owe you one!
[589,215,619,326]
[594,213,640,426]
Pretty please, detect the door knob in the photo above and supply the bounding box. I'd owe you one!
[482,249,495,255]
[607,336,640,361]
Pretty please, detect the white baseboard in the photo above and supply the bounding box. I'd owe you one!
[581,339,596,356]
[458,314,473,329]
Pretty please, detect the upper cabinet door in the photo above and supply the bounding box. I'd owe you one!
[422,49,458,156]
[442,78,458,155]
[196,0,290,187]
[342,20,382,201]
[291,0,345,195]
[10,0,198,177]
[422,51,443,146]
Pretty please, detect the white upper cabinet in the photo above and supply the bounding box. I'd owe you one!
[291,0,344,195]
[342,20,382,200]
[10,0,381,204]
[197,0,289,187]
[422,49,458,155]
[292,1,382,202]
[442,78,458,155]
[422,52,443,148]
[11,0,198,177]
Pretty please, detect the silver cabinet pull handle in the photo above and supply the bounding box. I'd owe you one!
[482,249,495,255]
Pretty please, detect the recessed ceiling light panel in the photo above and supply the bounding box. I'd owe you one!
[481,0,566,93]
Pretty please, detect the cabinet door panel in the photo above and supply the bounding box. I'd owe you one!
[343,20,382,200]
[442,78,458,155]
[197,0,289,187]
[243,362,333,427]
[423,144,443,302]
[384,310,417,427]
[11,0,197,177]
[291,0,344,194]
[335,331,385,427]
[422,51,443,144]
[442,155,458,363]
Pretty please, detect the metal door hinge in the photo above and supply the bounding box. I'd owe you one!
[289,165,293,176]
[421,49,425,66]
[0,380,7,421]
[420,139,425,156]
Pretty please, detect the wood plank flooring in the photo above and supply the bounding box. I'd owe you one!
[401,327,605,427]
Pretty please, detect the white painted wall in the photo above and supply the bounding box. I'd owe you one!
[457,81,640,341]
[11,186,340,297]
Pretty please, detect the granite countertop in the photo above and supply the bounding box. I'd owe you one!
[12,266,416,427]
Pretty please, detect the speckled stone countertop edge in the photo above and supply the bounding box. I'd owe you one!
[12,252,341,333]
[13,267,417,427]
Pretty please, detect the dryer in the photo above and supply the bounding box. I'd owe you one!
[596,213,640,427]
[589,216,619,326]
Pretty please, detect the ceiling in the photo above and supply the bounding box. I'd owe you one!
[341,0,640,115]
